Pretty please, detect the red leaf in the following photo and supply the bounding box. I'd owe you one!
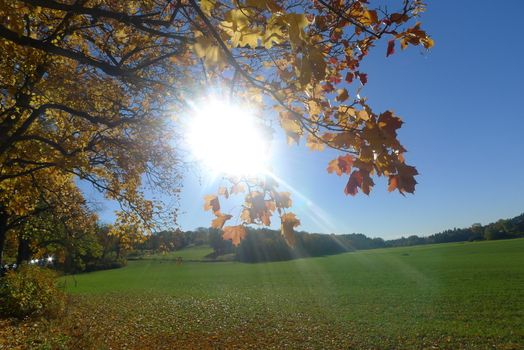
[322,82,335,92]
[345,72,354,83]
[386,39,395,57]
[344,170,363,196]
[327,154,354,176]
[357,72,368,84]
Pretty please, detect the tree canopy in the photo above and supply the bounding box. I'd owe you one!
[0,0,433,261]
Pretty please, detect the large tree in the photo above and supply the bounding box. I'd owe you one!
[0,0,432,260]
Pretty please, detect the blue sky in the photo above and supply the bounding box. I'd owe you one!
[86,1,524,239]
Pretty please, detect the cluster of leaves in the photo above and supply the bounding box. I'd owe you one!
[204,175,299,246]
[193,0,432,245]
[0,264,66,318]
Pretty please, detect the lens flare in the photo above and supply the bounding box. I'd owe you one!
[187,98,270,176]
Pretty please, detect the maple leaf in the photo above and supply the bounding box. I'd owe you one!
[386,39,395,57]
[327,154,354,176]
[345,72,354,83]
[211,213,233,229]
[388,176,399,192]
[203,195,220,214]
[222,225,247,246]
[344,170,362,196]
[281,212,300,246]
[358,72,368,85]
[378,111,403,138]
[394,164,419,194]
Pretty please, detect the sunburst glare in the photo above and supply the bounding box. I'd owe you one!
[186,97,271,176]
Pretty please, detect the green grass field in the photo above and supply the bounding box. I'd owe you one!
[139,244,215,261]
[4,239,524,349]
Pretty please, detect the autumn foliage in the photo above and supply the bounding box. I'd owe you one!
[0,0,433,256]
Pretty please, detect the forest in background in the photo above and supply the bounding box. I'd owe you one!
[3,212,522,272]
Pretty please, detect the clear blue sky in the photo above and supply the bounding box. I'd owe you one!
[86,1,524,239]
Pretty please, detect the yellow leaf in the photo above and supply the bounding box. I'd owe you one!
[306,134,325,151]
[357,110,370,121]
[200,0,216,16]
[361,10,378,26]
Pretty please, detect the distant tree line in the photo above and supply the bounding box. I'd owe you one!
[3,213,522,273]
[130,212,524,263]
[384,213,524,247]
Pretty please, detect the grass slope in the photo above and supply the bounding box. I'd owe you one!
[5,239,524,349]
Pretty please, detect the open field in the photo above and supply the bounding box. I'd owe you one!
[2,239,524,349]
[139,244,215,261]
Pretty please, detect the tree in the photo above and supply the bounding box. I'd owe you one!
[1,0,432,259]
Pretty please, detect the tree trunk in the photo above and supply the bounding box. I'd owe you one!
[16,236,31,265]
[0,210,7,266]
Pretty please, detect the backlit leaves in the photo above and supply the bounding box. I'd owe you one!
[222,225,246,246]
[281,212,300,246]
[204,195,220,214]
[211,213,233,229]
[327,155,354,176]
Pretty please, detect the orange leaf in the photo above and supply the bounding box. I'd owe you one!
[274,191,292,208]
[222,225,247,246]
[281,212,300,246]
[388,175,398,192]
[211,213,232,229]
[327,155,354,176]
[203,195,220,214]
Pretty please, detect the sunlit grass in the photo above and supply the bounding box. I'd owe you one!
[46,239,524,349]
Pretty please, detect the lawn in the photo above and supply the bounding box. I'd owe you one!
[2,239,523,349]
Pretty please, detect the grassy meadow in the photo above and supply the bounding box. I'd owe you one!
[2,239,523,349]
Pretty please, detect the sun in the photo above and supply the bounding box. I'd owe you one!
[186,98,271,176]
